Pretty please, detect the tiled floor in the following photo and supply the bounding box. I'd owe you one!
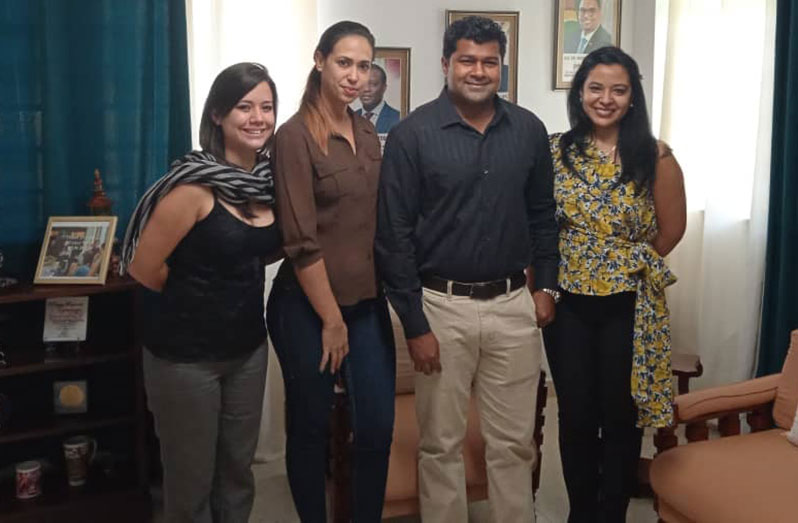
[156,395,660,522]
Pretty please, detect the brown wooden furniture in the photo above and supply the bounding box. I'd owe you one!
[328,306,548,521]
[0,278,151,522]
[636,351,703,496]
[650,330,798,522]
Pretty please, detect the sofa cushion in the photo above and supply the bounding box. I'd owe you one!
[385,394,487,503]
[651,429,798,523]
[774,330,798,430]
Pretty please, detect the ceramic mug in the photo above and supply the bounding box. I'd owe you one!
[15,460,42,499]
[63,435,97,486]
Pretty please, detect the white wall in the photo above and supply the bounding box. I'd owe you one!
[186,0,317,147]
[318,0,657,134]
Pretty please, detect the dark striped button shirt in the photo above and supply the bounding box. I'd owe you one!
[376,89,560,338]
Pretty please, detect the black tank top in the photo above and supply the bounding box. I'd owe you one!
[140,197,282,362]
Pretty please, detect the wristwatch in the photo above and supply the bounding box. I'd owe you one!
[539,288,562,304]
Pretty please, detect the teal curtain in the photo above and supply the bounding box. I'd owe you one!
[0,0,191,280]
[758,0,798,375]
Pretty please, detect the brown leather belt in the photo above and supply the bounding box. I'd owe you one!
[421,271,526,300]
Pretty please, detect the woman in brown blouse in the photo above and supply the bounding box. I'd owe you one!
[267,21,394,522]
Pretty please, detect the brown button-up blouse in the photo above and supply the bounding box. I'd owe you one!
[272,111,381,306]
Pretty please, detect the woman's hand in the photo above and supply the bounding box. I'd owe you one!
[292,259,349,374]
[320,318,349,374]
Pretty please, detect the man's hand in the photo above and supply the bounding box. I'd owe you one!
[532,291,556,328]
[406,332,441,375]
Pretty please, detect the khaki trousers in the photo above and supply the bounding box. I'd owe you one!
[416,286,541,523]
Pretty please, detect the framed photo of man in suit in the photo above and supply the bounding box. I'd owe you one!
[446,10,519,103]
[351,47,410,148]
[554,0,622,89]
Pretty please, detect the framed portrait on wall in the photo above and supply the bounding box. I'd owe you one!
[34,216,117,285]
[351,47,411,148]
[446,10,519,103]
[554,0,622,89]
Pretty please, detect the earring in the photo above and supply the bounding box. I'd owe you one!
[316,65,322,72]
[630,103,635,107]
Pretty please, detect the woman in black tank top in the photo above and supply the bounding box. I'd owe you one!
[123,63,281,522]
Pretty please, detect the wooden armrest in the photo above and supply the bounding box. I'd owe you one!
[675,374,781,423]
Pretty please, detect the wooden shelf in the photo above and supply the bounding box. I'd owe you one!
[0,477,150,523]
[0,278,150,521]
[0,277,138,305]
[0,348,135,378]
[0,414,136,444]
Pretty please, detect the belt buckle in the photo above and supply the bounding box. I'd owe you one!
[469,282,491,300]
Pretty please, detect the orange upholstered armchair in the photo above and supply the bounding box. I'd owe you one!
[329,306,548,521]
[650,330,798,523]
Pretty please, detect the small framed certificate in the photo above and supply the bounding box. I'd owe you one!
[43,297,89,342]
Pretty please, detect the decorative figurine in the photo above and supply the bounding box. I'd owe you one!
[87,168,113,216]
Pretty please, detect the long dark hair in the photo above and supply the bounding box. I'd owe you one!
[199,62,279,162]
[300,21,374,154]
[560,46,657,194]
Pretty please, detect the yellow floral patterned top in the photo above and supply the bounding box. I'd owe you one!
[550,133,677,428]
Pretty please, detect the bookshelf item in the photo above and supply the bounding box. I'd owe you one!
[33,217,117,285]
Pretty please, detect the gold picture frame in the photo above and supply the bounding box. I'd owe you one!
[374,47,411,121]
[34,216,117,285]
[351,47,411,139]
[445,10,520,103]
[554,0,622,90]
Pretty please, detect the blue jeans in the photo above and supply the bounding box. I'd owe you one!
[267,277,395,522]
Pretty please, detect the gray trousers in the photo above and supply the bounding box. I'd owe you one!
[143,343,268,523]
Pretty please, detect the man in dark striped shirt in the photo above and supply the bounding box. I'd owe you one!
[376,15,559,523]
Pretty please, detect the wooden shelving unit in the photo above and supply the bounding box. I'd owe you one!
[0,276,151,522]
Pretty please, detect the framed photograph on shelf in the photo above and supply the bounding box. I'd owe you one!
[34,216,117,285]
[445,10,519,103]
[554,0,622,89]
[351,47,411,147]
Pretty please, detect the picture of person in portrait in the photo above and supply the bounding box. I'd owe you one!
[564,0,613,54]
[356,64,400,134]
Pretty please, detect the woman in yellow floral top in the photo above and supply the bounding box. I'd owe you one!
[544,47,686,523]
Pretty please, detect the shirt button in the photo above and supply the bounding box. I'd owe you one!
[483,169,489,176]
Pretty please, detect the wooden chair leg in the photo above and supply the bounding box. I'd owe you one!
[718,414,741,437]
[685,421,709,442]
[654,425,678,453]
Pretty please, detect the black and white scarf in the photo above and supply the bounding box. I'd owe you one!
[119,151,275,274]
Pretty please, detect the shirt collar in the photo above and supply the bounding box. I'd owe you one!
[365,99,385,119]
[331,107,376,144]
[436,87,509,130]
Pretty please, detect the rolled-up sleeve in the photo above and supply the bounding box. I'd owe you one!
[273,122,323,268]
[376,128,430,339]
[527,124,560,290]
